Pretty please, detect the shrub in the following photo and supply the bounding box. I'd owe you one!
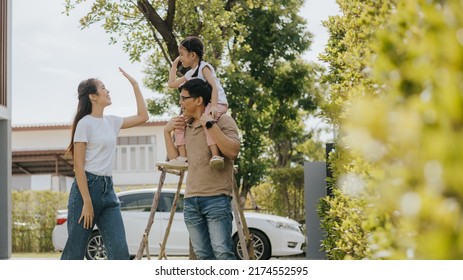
[12,190,68,253]
[251,166,305,223]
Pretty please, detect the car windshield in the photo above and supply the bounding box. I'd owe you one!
[119,192,184,213]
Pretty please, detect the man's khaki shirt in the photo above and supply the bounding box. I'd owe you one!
[184,114,240,198]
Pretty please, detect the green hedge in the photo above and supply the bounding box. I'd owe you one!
[12,190,68,253]
[251,167,305,224]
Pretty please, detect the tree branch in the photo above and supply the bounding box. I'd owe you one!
[137,0,179,60]
[165,0,176,28]
[149,25,172,67]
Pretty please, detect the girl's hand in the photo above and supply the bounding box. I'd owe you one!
[164,115,186,133]
[210,104,218,120]
[172,57,181,68]
[172,56,183,72]
[119,67,138,86]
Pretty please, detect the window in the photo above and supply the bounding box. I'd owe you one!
[161,192,184,213]
[120,193,156,212]
[114,136,156,172]
[119,191,184,213]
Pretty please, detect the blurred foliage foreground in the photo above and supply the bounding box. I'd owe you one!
[318,0,463,259]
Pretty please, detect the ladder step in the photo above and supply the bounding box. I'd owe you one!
[156,162,188,171]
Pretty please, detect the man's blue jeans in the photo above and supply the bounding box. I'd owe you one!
[184,195,236,260]
[60,172,129,260]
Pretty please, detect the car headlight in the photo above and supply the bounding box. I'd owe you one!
[267,220,301,232]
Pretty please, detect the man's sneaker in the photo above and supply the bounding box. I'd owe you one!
[164,156,188,169]
[209,156,224,169]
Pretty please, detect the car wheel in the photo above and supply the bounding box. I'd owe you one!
[85,231,108,260]
[233,229,271,260]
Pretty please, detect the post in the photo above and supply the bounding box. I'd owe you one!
[0,0,12,260]
[325,143,335,197]
[0,120,11,260]
[304,162,326,260]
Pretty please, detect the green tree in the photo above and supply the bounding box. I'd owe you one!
[224,0,322,197]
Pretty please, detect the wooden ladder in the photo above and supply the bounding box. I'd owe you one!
[134,162,255,260]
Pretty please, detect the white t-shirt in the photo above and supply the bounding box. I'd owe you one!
[184,61,228,105]
[74,115,123,176]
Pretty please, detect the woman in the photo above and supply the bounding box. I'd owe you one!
[60,68,149,260]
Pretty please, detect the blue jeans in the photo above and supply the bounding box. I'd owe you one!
[60,172,129,260]
[184,195,236,260]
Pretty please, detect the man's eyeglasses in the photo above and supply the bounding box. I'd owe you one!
[180,96,195,102]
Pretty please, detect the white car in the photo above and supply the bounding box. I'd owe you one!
[52,188,306,260]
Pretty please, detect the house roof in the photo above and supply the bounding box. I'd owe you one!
[12,149,74,177]
[12,119,168,131]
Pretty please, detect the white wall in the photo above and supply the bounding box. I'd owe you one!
[52,175,73,192]
[11,174,74,192]
[30,174,52,191]
[11,175,31,191]
[12,128,69,150]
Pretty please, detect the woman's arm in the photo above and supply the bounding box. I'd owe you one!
[73,142,94,229]
[119,68,149,129]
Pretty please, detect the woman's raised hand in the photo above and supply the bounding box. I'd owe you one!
[119,67,138,86]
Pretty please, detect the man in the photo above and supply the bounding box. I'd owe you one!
[163,78,240,260]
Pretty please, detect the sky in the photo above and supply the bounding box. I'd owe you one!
[11,0,340,126]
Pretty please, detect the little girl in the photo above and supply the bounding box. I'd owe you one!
[167,36,228,169]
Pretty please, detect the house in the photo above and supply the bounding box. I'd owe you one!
[11,120,182,192]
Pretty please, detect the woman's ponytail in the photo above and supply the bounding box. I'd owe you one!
[65,78,97,158]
